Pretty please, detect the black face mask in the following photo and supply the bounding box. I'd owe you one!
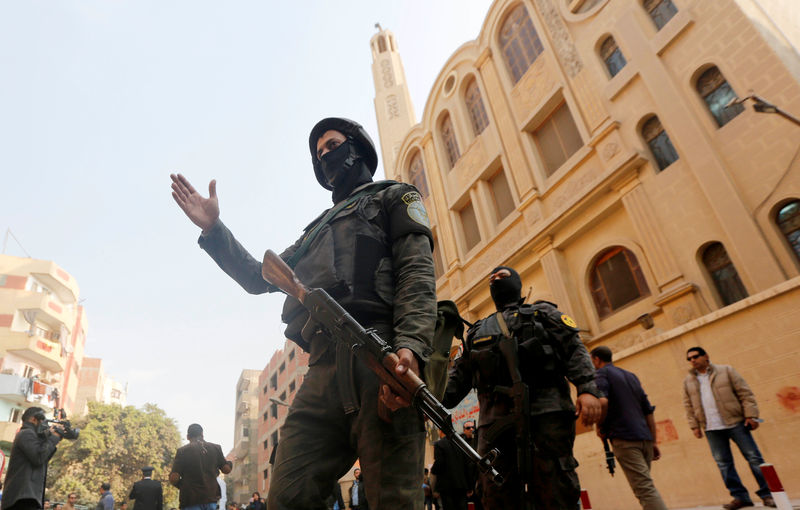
[318,139,373,203]
[489,266,522,310]
[318,140,354,188]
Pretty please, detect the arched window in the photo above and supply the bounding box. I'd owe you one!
[465,79,489,136]
[642,116,679,170]
[644,0,678,30]
[702,242,748,306]
[377,36,387,53]
[569,0,604,13]
[696,67,744,127]
[600,36,626,78]
[776,200,800,263]
[499,4,544,84]
[408,151,430,199]
[440,114,461,169]
[590,246,650,318]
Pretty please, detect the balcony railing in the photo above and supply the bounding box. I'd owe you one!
[14,292,72,330]
[0,373,58,408]
[2,330,65,372]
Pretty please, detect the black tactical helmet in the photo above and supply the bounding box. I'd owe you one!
[309,117,378,190]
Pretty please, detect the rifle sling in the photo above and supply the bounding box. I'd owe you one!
[496,312,523,385]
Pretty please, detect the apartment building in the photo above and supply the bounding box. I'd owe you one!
[0,254,87,444]
[74,357,128,414]
[256,340,309,495]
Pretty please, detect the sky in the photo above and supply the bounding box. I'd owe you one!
[0,0,493,453]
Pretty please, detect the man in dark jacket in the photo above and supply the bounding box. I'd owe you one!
[1,407,61,510]
[431,430,469,510]
[591,346,667,510]
[169,424,232,510]
[324,482,344,510]
[129,467,163,510]
[348,469,368,510]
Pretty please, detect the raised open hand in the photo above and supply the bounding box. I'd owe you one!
[170,173,220,232]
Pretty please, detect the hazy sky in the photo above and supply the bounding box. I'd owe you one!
[0,0,493,453]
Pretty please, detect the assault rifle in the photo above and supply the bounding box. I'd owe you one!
[261,249,503,485]
[603,437,616,476]
[496,320,534,509]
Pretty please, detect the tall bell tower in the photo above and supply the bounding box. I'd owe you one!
[370,25,416,180]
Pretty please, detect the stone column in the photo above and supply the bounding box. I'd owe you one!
[536,238,590,333]
[616,175,683,290]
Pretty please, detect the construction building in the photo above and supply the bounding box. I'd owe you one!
[256,340,309,495]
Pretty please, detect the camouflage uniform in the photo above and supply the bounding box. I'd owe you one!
[442,301,601,510]
[199,180,436,510]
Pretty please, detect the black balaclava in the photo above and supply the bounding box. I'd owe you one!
[489,265,523,310]
[318,138,373,203]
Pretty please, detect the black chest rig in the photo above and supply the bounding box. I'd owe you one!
[280,183,396,349]
[466,302,565,393]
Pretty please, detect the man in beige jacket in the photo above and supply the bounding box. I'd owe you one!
[682,347,775,510]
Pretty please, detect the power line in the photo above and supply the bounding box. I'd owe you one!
[2,228,32,257]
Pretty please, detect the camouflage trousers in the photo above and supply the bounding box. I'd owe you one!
[478,411,580,510]
[267,325,426,510]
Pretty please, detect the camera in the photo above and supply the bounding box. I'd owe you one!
[47,409,80,440]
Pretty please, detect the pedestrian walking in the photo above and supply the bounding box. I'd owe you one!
[591,346,667,510]
[129,466,163,510]
[169,424,232,510]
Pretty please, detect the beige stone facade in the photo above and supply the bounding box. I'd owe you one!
[371,1,800,507]
[230,369,261,503]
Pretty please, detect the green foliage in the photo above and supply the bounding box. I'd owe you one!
[47,402,181,509]
[0,440,13,456]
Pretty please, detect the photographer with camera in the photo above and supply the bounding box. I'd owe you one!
[0,407,61,510]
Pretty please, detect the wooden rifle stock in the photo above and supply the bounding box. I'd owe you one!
[261,249,308,301]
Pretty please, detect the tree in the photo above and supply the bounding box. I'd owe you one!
[46,402,181,508]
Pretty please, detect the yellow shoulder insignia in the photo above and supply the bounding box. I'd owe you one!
[561,314,577,328]
[472,336,493,345]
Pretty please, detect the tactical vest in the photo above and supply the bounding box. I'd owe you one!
[280,181,432,351]
[466,301,572,394]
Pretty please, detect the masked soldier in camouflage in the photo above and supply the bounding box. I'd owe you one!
[170,118,436,510]
[442,266,602,510]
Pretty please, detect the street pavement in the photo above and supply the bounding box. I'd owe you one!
[671,500,800,510]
